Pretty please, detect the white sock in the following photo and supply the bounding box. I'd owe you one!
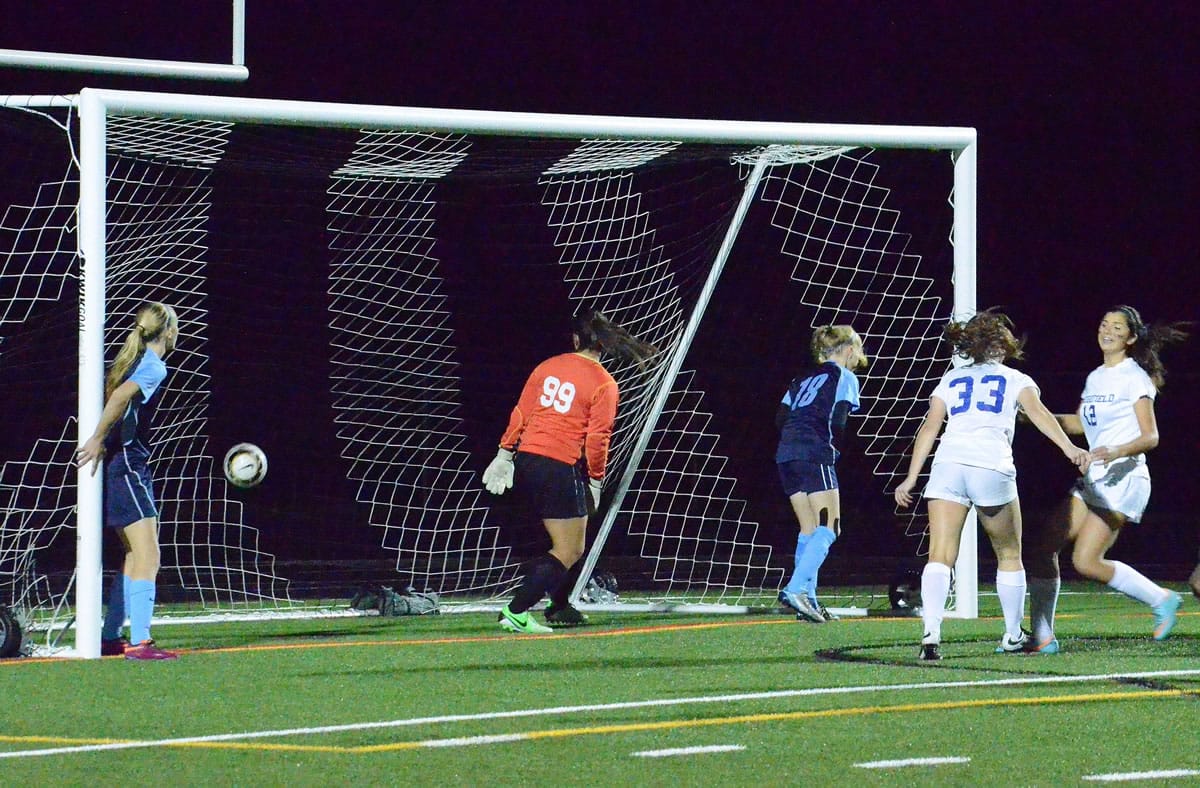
[995,569,1026,639]
[921,562,952,644]
[1027,576,1060,643]
[1107,561,1167,607]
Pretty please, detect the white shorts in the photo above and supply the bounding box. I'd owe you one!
[1072,457,1150,523]
[925,462,1017,508]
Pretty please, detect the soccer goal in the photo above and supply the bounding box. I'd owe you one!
[0,89,977,658]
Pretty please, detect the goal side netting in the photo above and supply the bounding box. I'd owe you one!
[0,90,976,656]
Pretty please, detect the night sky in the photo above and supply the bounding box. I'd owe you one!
[2,2,1196,575]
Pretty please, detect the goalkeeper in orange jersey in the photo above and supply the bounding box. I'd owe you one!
[482,308,656,633]
[775,325,868,624]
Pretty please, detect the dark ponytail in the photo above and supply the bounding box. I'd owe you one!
[572,308,658,366]
[1111,305,1189,389]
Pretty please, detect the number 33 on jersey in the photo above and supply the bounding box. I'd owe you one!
[500,352,620,478]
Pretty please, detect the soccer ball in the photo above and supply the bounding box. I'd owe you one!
[223,443,268,488]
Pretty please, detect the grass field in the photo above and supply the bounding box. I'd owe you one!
[2,584,1197,785]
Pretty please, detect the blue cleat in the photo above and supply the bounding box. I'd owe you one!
[1025,637,1060,654]
[780,590,825,623]
[1152,591,1182,641]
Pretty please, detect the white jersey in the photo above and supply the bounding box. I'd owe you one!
[1077,358,1156,477]
[929,361,1037,476]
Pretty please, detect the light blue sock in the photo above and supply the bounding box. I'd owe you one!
[794,526,837,598]
[128,579,156,644]
[784,533,813,593]
[101,574,129,640]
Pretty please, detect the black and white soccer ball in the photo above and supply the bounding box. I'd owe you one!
[223,442,268,488]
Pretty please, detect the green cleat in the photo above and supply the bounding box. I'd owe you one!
[498,605,553,634]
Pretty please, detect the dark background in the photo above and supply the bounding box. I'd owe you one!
[2,1,1196,580]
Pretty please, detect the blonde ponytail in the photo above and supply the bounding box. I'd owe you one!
[105,302,178,398]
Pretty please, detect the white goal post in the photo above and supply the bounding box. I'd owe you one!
[0,89,977,658]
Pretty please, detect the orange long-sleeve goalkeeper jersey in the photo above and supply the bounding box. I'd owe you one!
[499,352,618,479]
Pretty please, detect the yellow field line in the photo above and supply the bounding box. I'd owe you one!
[352,689,1197,753]
[2,688,1193,756]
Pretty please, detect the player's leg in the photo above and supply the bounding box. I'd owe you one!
[778,460,816,607]
[779,490,826,622]
[791,487,840,617]
[543,518,590,626]
[121,517,176,659]
[499,517,581,634]
[1024,496,1073,652]
[976,498,1027,652]
[1072,506,1181,639]
[778,462,834,622]
[499,455,580,634]
[1190,556,1200,602]
[101,528,132,654]
[921,498,969,658]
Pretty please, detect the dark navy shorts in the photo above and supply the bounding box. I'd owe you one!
[104,445,159,529]
[515,451,587,519]
[777,460,838,497]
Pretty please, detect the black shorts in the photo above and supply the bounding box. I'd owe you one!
[105,444,158,528]
[777,460,838,497]
[515,451,587,519]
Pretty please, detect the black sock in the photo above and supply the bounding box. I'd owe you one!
[508,554,567,614]
[548,561,583,609]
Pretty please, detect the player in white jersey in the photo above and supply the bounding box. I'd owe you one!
[1025,306,1189,651]
[894,311,1089,661]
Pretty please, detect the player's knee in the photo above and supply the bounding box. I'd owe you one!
[553,546,584,568]
[1069,553,1104,581]
[1189,565,1200,600]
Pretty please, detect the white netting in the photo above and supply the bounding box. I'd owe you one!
[0,99,963,631]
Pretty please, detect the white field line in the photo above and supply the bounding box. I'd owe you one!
[856,756,971,769]
[633,745,747,758]
[3,669,1198,760]
[1083,769,1200,782]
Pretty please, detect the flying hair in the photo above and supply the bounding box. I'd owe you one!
[572,308,658,367]
[1108,304,1189,389]
[944,308,1024,363]
[106,302,178,398]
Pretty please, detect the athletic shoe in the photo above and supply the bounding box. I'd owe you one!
[544,603,589,627]
[1152,591,1183,641]
[100,637,129,656]
[995,630,1029,654]
[1024,637,1060,654]
[123,639,178,660]
[498,605,553,634]
[779,590,825,623]
[919,642,942,661]
[817,603,840,622]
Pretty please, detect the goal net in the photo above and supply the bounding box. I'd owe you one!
[0,90,976,656]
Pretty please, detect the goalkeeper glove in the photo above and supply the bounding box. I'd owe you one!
[588,478,603,512]
[482,448,515,495]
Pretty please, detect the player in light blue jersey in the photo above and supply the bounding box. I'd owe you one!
[894,310,1089,660]
[1025,306,1189,650]
[775,325,867,623]
[76,302,180,660]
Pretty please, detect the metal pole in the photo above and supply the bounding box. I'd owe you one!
[571,157,771,601]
